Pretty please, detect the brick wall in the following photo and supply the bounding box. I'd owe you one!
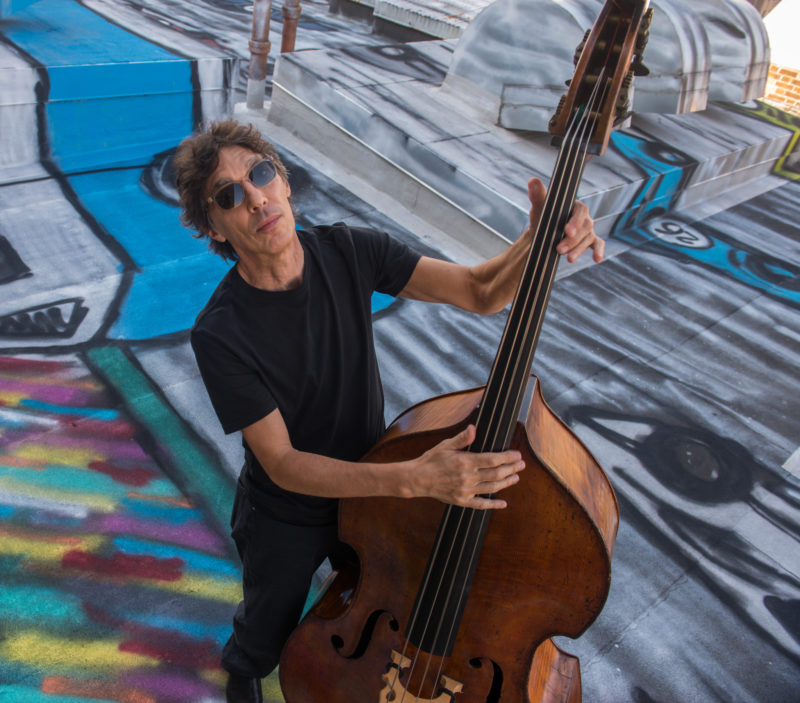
[764,63,800,116]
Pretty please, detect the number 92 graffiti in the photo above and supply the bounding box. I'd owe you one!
[645,219,712,249]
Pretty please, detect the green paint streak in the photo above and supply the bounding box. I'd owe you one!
[0,585,88,631]
[0,465,149,499]
[84,346,233,533]
[0,685,115,703]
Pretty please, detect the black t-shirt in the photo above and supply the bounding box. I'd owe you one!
[191,224,421,525]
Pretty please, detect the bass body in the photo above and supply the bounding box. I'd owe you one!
[280,380,617,702]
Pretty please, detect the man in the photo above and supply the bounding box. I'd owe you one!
[174,119,602,702]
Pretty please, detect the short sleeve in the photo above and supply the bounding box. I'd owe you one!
[191,327,277,434]
[346,226,421,296]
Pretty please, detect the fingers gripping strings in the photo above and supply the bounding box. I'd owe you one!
[385,72,610,702]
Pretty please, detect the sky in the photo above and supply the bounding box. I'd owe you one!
[764,0,800,67]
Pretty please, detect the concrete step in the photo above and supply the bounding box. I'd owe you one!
[269,39,794,253]
[333,0,491,39]
[0,0,237,179]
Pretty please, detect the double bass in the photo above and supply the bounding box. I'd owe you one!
[280,1,652,700]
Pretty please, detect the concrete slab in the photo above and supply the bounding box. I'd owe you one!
[1,1,799,702]
[270,39,793,250]
[335,0,491,38]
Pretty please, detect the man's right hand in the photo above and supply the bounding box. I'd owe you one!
[403,424,525,510]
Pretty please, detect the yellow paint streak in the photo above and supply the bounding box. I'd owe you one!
[43,676,157,703]
[0,476,117,512]
[0,391,25,406]
[13,444,103,466]
[157,573,242,604]
[263,672,285,703]
[201,669,227,686]
[0,631,158,671]
[0,372,98,391]
[0,526,104,561]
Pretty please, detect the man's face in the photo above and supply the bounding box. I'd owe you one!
[204,145,296,263]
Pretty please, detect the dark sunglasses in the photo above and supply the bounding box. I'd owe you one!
[206,158,277,210]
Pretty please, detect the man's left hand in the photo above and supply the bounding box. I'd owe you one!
[527,177,604,264]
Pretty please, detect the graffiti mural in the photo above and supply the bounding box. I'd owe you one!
[609,129,800,307]
[1,1,247,700]
[0,354,238,702]
[725,99,800,181]
[2,1,799,703]
[0,3,443,700]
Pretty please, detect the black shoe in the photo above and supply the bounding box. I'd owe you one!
[225,673,263,703]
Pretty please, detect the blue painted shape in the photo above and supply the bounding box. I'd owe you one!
[0,0,38,18]
[2,0,194,172]
[18,399,120,420]
[47,61,190,103]
[1,0,178,67]
[67,169,231,339]
[371,291,395,314]
[627,215,800,306]
[47,93,193,173]
[2,0,216,338]
[609,131,695,231]
[121,495,203,524]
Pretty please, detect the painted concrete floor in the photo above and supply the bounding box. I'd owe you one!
[0,1,798,702]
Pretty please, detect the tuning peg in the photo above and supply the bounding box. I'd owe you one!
[549,95,568,133]
[635,8,653,55]
[629,8,653,77]
[614,71,634,121]
[573,29,591,66]
[631,58,650,77]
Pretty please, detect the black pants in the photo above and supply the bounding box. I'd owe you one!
[221,475,345,679]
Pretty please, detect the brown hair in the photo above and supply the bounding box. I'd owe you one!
[173,120,289,260]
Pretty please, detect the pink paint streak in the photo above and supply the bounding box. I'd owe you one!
[0,356,73,373]
[89,460,159,487]
[62,549,184,581]
[64,418,138,440]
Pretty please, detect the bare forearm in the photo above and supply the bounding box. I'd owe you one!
[467,232,531,313]
[247,420,524,509]
[263,447,415,499]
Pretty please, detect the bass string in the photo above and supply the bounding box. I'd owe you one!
[393,67,610,703]
[482,81,603,453]
[387,504,468,698]
[467,68,606,469]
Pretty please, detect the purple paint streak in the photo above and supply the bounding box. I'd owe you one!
[122,670,220,702]
[0,378,98,406]
[90,514,226,553]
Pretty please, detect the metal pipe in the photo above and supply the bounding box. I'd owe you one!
[281,0,302,53]
[246,0,273,109]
